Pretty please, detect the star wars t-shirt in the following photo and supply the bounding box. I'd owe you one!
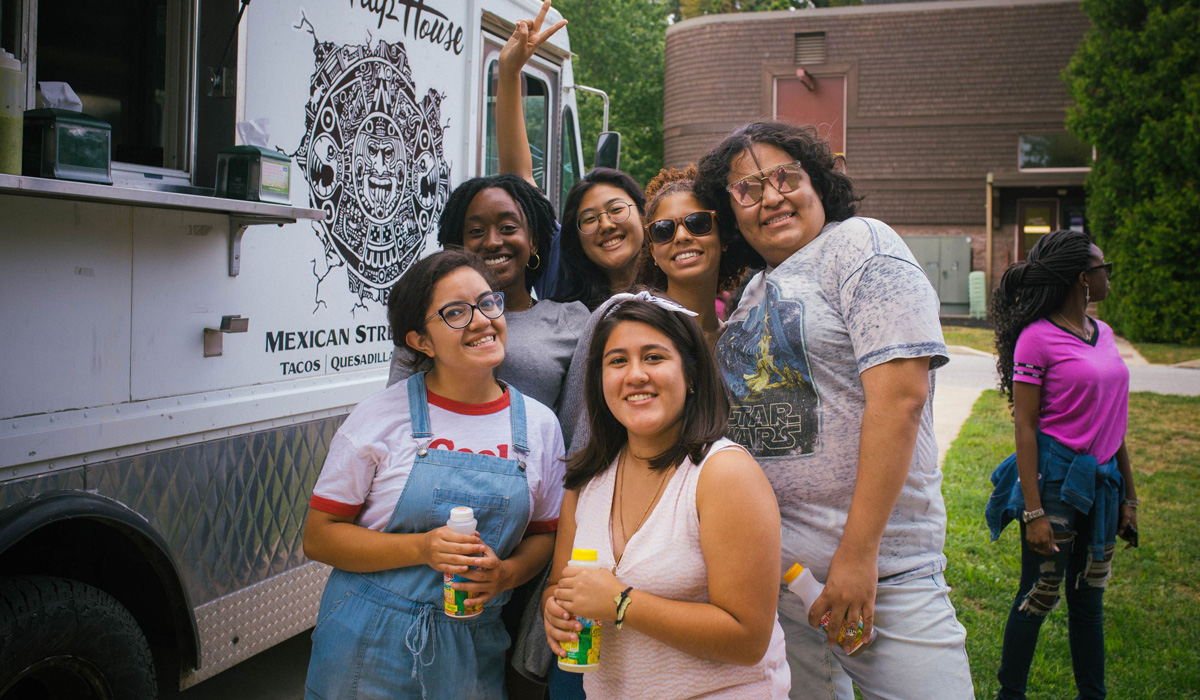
[717,217,949,586]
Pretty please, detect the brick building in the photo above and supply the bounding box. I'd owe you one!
[663,0,1092,302]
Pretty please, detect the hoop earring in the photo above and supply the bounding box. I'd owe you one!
[527,253,541,270]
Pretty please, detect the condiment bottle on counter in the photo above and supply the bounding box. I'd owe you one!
[558,548,603,672]
[784,562,877,656]
[0,48,24,175]
[443,506,483,619]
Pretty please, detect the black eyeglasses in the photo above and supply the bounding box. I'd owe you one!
[424,292,505,329]
[577,201,634,234]
[725,161,804,207]
[1086,262,1114,279]
[644,210,718,245]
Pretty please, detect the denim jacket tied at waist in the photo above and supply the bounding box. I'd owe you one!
[986,431,1124,559]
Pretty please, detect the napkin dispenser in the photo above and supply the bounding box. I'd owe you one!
[22,108,112,184]
[215,145,291,205]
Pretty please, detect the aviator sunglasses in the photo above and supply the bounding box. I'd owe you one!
[644,210,718,245]
[726,161,805,207]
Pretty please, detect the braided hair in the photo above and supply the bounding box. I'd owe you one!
[437,174,557,292]
[990,229,1094,401]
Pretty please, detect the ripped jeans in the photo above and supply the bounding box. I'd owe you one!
[997,478,1114,700]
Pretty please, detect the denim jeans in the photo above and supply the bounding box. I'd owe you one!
[996,479,1113,700]
[778,572,974,700]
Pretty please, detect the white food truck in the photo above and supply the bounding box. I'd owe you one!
[0,0,595,696]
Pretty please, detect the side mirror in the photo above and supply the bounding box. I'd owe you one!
[595,131,621,170]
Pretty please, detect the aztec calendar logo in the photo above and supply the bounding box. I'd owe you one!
[294,23,451,306]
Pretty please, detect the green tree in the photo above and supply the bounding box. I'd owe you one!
[1065,0,1200,343]
[559,0,669,187]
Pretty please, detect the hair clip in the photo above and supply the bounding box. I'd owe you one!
[603,291,699,319]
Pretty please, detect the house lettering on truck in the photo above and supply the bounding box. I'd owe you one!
[0,0,586,696]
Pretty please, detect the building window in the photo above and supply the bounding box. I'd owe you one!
[794,33,826,65]
[1018,133,1092,171]
[34,0,194,177]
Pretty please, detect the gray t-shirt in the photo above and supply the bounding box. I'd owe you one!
[388,299,589,446]
[716,217,949,585]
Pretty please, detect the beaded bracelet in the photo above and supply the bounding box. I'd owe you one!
[1122,498,1140,508]
[613,587,633,629]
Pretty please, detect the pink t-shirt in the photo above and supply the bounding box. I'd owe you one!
[1013,317,1129,462]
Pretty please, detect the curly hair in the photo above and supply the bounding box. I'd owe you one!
[636,165,748,294]
[990,229,1095,402]
[694,121,863,271]
[437,174,556,292]
[558,168,647,310]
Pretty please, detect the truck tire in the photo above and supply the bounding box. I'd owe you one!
[0,576,158,700]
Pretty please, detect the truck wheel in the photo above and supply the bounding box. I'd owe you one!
[0,576,158,700]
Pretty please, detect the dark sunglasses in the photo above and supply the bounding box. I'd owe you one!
[1086,261,1114,278]
[424,292,505,329]
[725,161,804,207]
[644,210,718,245]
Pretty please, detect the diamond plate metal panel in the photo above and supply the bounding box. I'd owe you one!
[181,561,330,688]
[0,469,87,510]
[87,415,345,604]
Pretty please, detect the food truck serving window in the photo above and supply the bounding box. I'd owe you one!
[10,0,196,180]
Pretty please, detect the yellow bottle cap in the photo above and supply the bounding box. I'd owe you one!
[571,548,598,561]
[783,563,804,584]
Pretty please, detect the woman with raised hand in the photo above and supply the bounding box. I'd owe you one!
[985,229,1137,700]
[636,165,748,348]
[305,249,566,700]
[694,121,973,700]
[543,295,790,699]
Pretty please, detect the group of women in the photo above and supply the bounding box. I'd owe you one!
[300,2,1138,699]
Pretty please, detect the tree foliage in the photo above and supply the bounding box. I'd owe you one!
[558,0,669,187]
[1065,0,1200,343]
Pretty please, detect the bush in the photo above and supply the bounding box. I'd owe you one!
[1065,0,1200,343]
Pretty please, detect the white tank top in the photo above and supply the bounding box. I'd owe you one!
[572,438,790,699]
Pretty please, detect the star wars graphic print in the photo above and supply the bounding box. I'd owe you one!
[718,279,820,458]
[295,29,451,305]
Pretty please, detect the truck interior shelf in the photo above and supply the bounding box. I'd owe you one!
[0,173,327,276]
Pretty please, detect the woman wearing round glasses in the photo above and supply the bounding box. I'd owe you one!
[304,249,567,700]
[986,230,1135,700]
[637,165,750,349]
[694,122,973,699]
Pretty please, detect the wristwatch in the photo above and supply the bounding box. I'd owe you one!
[1022,508,1046,523]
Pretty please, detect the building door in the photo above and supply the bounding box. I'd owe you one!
[1016,198,1059,260]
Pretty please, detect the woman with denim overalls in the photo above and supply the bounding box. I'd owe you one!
[303,249,566,700]
[985,229,1140,700]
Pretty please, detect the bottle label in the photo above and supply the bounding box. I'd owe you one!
[560,616,601,667]
[443,572,482,618]
[819,612,875,656]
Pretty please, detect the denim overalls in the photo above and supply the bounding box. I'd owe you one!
[305,373,532,700]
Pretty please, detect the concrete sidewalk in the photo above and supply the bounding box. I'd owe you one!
[932,343,1200,466]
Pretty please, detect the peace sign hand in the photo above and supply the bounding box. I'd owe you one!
[499,0,568,79]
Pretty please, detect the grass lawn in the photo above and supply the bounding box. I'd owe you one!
[943,391,1200,699]
[943,325,996,355]
[1129,341,1200,366]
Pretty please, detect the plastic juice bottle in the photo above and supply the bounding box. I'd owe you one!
[443,506,483,619]
[0,48,24,175]
[557,548,603,673]
[783,563,877,656]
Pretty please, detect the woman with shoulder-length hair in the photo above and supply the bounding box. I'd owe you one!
[542,294,790,699]
[985,229,1137,700]
[694,121,973,700]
